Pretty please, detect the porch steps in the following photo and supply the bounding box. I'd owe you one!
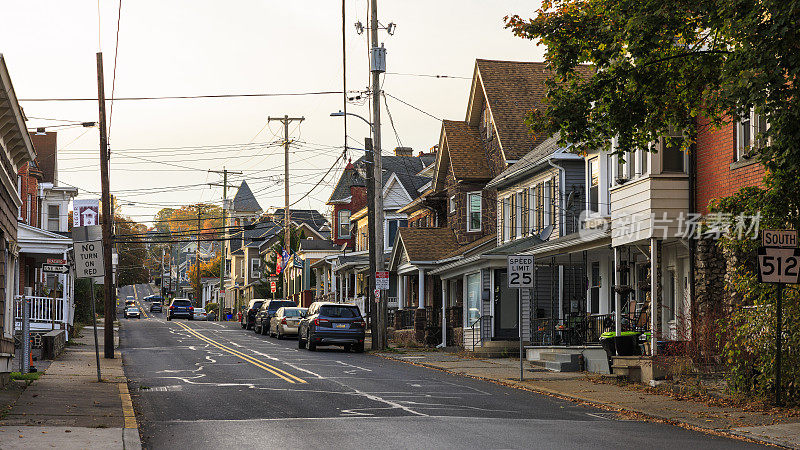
[530,352,581,372]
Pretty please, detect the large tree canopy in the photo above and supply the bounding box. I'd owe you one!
[506,0,800,221]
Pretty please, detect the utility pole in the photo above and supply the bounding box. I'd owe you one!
[96,52,115,359]
[209,168,240,321]
[369,0,387,350]
[195,206,202,307]
[365,138,376,337]
[268,115,304,301]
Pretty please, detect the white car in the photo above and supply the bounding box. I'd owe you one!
[193,308,208,321]
[124,306,141,319]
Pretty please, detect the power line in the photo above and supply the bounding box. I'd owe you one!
[383,92,441,121]
[19,90,348,102]
[385,72,471,80]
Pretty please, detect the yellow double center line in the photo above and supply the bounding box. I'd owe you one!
[173,321,306,384]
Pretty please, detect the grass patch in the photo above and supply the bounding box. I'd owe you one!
[10,372,42,381]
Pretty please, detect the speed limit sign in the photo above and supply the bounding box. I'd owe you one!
[758,247,800,284]
[507,255,534,288]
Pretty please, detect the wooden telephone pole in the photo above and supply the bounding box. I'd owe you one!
[268,115,304,299]
[96,52,115,359]
[209,168,241,320]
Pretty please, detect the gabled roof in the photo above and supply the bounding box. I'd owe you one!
[327,162,366,204]
[243,220,282,248]
[0,55,36,170]
[328,155,429,205]
[269,209,329,234]
[299,239,340,252]
[441,120,492,180]
[468,59,592,161]
[232,181,261,213]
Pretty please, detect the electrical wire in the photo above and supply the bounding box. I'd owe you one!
[19,90,346,102]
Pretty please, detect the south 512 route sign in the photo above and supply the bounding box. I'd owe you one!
[757,247,800,284]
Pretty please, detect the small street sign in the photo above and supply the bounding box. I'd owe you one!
[42,264,69,274]
[763,229,797,248]
[374,288,380,301]
[507,255,534,288]
[375,271,389,290]
[757,247,800,284]
[270,281,277,293]
[47,258,66,265]
[75,240,104,279]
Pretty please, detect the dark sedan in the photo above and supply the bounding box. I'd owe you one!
[240,300,264,330]
[254,299,298,335]
[298,302,365,352]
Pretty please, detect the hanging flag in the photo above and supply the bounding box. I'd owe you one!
[281,248,291,271]
[275,250,283,275]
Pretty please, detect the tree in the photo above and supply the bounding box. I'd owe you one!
[257,226,306,298]
[187,253,221,298]
[505,0,800,221]
[115,213,150,286]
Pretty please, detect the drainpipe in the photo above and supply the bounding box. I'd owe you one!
[688,141,697,346]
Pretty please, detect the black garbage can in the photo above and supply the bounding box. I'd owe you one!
[614,332,641,356]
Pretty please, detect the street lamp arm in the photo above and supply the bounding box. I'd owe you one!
[330,110,373,131]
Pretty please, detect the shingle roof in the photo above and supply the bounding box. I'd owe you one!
[243,220,282,248]
[441,233,497,259]
[232,181,261,212]
[393,173,430,200]
[485,132,563,190]
[328,155,428,204]
[327,162,366,204]
[300,239,340,251]
[442,120,492,180]
[270,209,329,234]
[476,60,592,160]
[397,227,459,262]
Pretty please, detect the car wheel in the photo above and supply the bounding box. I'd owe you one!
[354,343,364,353]
[307,333,316,351]
[344,344,352,352]
[240,321,246,329]
[166,315,171,321]
[276,328,282,340]
[261,323,268,336]
[298,331,306,349]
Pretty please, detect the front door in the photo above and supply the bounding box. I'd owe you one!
[493,269,518,339]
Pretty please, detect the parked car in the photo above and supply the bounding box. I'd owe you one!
[269,307,306,339]
[240,300,265,330]
[298,302,365,352]
[145,295,163,304]
[124,306,141,319]
[193,308,208,320]
[149,302,163,313]
[254,300,297,335]
[166,298,193,321]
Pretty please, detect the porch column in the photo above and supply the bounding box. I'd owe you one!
[332,270,337,301]
[650,238,658,356]
[324,267,330,294]
[345,271,350,301]
[440,280,447,347]
[398,274,405,309]
[614,246,622,336]
[417,269,425,309]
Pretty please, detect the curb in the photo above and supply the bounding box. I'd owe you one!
[373,352,784,448]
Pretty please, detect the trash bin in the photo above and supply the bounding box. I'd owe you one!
[226,314,232,321]
[614,331,641,356]
[600,332,616,373]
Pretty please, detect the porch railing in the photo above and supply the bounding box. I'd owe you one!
[390,309,415,330]
[470,314,492,350]
[531,312,648,346]
[14,296,67,326]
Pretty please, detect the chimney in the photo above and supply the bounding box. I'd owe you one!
[394,146,413,157]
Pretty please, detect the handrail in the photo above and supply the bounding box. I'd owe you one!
[470,314,493,350]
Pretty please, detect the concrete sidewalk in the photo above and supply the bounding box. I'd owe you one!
[375,349,800,448]
[0,328,141,449]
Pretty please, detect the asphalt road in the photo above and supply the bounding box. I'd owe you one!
[118,283,762,449]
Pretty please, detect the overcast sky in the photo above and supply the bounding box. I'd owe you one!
[2,0,544,224]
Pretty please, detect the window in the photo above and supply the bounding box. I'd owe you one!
[387,219,406,248]
[736,109,769,161]
[467,192,482,232]
[338,209,351,239]
[449,195,456,213]
[536,184,544,231]
[465,272,481,326]
[661,129,686,172]
[588,158,599,213]
[225,259,231,275]
[543,181,552,227]
[250,259,261,278]
[590,262,600,314]
[16,176,21,219]
[26,194,31,225]
[509,194,516,240]
[528,187,537,234]
[501,197,509,241]
[616,152,630,183]
[47,204,60,232]
[637,148,649,176]
[520,188,529,237]
[550,178,557,227]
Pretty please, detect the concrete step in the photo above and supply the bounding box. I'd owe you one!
[540,352,581,364]
[530,359,581,372]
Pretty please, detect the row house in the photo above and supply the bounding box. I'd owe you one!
[16,130,78,339]
[0,55,37,383]
[390,60,586,349]
[314,150,433,314]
